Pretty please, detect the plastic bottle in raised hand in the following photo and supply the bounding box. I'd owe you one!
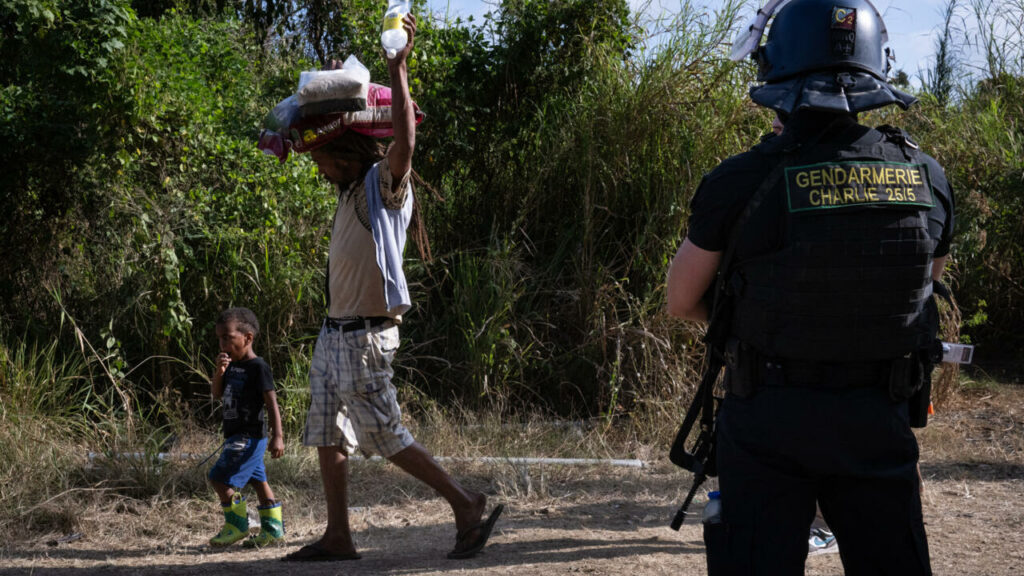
[381,0,411,59]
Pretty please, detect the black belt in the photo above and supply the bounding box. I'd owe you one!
[325,316,392,333]
[775,358,891,388]
[726,339,893,391]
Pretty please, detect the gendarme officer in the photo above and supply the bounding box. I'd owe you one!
[666,0,954,574]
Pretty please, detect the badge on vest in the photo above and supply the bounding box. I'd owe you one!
[785,161,935,212]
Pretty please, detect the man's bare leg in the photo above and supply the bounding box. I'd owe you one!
[387,441,486,533]
[312,445,357,555]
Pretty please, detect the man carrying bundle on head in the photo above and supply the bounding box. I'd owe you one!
[265,13,502,563]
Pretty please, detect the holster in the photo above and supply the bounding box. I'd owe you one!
[723,338,757,398]
[907,339,943,427]
[887,353,921,402]
[903,281,951,427]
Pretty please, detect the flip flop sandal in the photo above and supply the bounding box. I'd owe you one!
[447,504,505,560]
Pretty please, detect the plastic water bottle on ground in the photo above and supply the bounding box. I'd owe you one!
[381,0,410,59]
[702,490,722,525]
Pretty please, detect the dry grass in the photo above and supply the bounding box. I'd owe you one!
[1,383,1022,575]
[918,376,1024,479]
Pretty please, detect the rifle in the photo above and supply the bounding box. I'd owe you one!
[667,150,800,530]
[665,125,874,529]
[668,347,723,530]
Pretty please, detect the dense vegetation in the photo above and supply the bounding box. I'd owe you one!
[1,0,1021,494]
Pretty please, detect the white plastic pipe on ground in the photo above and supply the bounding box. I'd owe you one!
[87,452,647,468]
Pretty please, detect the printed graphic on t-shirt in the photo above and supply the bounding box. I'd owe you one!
[221,358,272,438]
[223,366,248,424]
[785,161,935,213]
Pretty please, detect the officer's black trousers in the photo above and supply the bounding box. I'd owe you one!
[704,385,931,576]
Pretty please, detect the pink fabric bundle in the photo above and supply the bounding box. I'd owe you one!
[258,83,425,163]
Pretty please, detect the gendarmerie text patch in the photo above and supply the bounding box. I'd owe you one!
[785,161,934,213]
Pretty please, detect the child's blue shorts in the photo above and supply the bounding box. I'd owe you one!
[208,435,268,489]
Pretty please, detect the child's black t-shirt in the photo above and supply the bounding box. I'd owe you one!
[221,357,274,439]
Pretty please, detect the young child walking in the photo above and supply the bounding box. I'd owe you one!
[208,307,286,548]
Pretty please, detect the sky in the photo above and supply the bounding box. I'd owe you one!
[421,0,966,88]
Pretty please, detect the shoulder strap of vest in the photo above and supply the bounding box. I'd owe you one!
[876,124,919,147]
[875,124,923,163]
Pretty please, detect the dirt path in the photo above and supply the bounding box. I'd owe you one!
[3,387,1022,575]
[3,464,1022,575]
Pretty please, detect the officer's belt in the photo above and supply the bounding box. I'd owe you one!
[776,358,891,388]
[728,342,892,390]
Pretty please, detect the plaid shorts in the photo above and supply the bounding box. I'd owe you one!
[302,320,415,458]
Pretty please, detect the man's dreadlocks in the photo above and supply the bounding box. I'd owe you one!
[320,131,439,261]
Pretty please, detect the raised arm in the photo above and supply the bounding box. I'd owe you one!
[387,14,416,182]
[211,352,230,399]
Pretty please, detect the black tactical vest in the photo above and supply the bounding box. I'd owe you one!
[730,126,938,362]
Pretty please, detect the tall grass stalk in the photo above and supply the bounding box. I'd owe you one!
[1,336,91,424]
[407,0,757,415]
[925,0,963,105]
[970,0,1024,79]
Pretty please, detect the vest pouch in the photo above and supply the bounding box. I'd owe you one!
[888,353,923,402]
[723,338,758,398]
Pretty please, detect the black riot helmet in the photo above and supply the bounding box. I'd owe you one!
[743,0,917,115]
[755,0,887,82]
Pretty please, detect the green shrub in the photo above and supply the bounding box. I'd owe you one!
[1,0,1021,427]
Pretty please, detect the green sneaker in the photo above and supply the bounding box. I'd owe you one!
[209,494,249,547]
[243,502,285,548]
